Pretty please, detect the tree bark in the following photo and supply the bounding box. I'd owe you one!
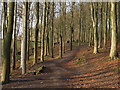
[3,2,7,40]
[103,3,107,49]
[91,3,98,54]
[27,3,31,61]
[2,1,14,83]
[78,3,82,46]
[34,2,39,64]
[51,2,54,58]
[98,3,102,48]
[12,2,17,70]
[21,2,28,74]
[70,3,74,51]
[109,2,118,59]
[41,2,47,62]
[59,3,63,58]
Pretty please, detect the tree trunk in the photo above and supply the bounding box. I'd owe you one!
[59,34,62,58]
[41,2,47,62]
[27,3,31,61]
[3,2,7,40]
[78,3,82,46]
[51,2,54,58]
[70,3,74,51]
[59,3,63,58]
[103,3,107,49]
[34,2,39,64]
[70,25,73,51]
[12,2,17,70]
[62,2,66,53]
[109,2,118,59]
[98,3,102,48]
[2,1,14,83]
[118,2,120,40]
[21,2,28,74]
[91,3,98,54]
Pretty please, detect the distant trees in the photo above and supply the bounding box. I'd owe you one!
[2,1,15,83]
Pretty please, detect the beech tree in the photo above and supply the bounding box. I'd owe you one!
[59,2,63,58]
[91,3,98,54]
[3,2,7,40]
[27,3,31,61]
[62,2,66,53]
[34,2,39,64]
[2,1,15,83]
[12,2,17,70]
[21,2,28,74]
[103,3,107,49]
[41,2,47,62]
[98,2,102,48]
[109,2,118,59]
[51,2,54,58]
[70,2,75,51]
[78,2,82,46]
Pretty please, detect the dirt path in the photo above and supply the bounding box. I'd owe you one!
[2,45,81,88]
[2,44,119,88]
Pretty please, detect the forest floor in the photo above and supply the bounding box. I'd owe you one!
[2,42,120,88]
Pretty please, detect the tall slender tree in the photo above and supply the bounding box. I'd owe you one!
[70,2,75,51]
[12,2,17,70]
[27,3,31,61]
[103,3,107,49]
[41,2,47,62]
[3,2,7,40]
[21,2,28,74]
[91,3,98,54]
[34,2,39,64]
[62,2,66,53]
[98,2,102,48]
[78,2,82,46]
[51,2,54,58]
[59,2,63,58]
[45,2,50,56]
[1,1,15,83]
[109,2,118,59]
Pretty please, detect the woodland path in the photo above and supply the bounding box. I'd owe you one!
[2,44,119,88]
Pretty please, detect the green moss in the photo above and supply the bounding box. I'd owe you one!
[35,65,44,75]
